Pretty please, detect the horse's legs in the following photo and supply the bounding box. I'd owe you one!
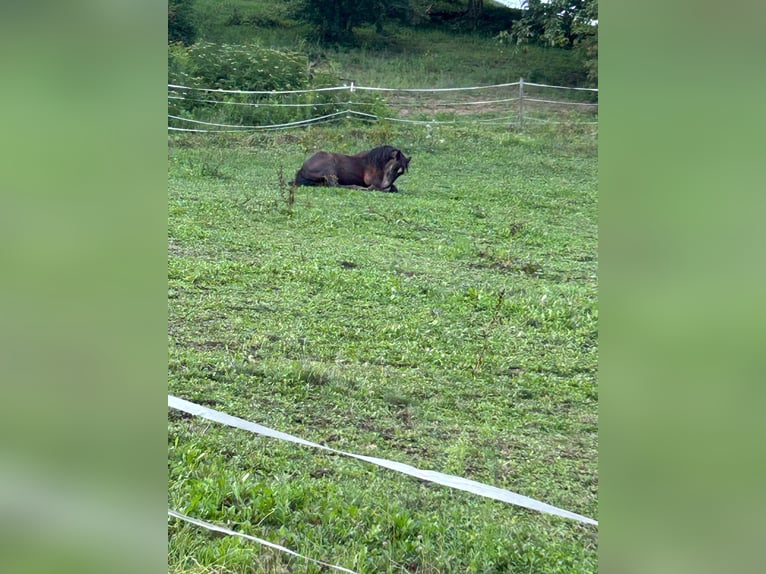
[338,184,396,192]
[294,170,318,187]
[323,174,340,186]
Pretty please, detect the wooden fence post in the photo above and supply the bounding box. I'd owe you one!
[519,77,524,130]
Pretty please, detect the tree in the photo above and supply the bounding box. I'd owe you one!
[511,0,597,48]
[572,0,598,83]
[503,0,597,84]
[509,0,595,48]
[467,0,484,28]
[168,0,197,45]
[299,0,382,42]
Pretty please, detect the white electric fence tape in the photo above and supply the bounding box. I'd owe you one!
[169,81,523,95]
[168,81,596,131]
[524,97,599,107]
[168,395,597,526]
[170,81,598,95]
[169,83,349,95]
[168,111,352,129]
[168,94,520,108]
[168,509,359,574]
[523,81,598,91]
[168,110,467,131]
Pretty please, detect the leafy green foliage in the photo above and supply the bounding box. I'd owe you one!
[497,0,598,85]
[298,0,383,42]
[168,41,391,127]
[180,41,309,91]
[573,0,598,84]
[168,0,197,45]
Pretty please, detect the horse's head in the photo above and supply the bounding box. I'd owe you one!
[380,149,411,191]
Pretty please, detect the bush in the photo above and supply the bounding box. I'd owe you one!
[168,42,392,129]
[185,41,309,91]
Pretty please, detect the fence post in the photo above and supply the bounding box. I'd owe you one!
[347,81,354,120]
[519,77,524,130]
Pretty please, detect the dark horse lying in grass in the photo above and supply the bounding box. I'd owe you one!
[292,145,410,192]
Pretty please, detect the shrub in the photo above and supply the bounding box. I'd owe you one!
[168,42,392,130]
[185,41,309,91]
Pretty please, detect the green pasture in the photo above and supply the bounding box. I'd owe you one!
[168,121,598,573]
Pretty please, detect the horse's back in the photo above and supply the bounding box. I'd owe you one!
[303,151,335,169]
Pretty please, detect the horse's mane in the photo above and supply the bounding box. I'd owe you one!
[366,145,398,169]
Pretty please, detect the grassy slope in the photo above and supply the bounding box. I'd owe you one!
[188,0,588,88]
[169,4,597,573]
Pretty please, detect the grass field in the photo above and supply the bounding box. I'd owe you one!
[168,121,598,573]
